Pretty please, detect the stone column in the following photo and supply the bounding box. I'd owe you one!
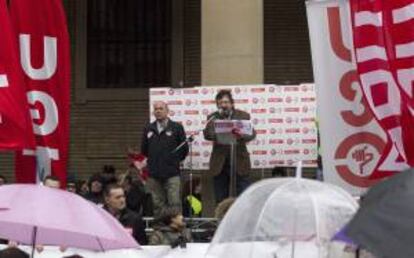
[201,0,263,216]
[202,0,263,85]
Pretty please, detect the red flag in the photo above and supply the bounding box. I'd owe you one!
[10,0,70,185]
[350,0,414,178]
[0,0,34,150]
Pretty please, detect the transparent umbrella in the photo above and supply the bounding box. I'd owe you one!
[206,175,358,258]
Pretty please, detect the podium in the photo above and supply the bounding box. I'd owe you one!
[214,120,253,197]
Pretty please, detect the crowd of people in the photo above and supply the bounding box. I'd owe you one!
[0,160,199,248]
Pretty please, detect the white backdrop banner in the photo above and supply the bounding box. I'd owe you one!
[149,85,318,170]
[306,0,405,195]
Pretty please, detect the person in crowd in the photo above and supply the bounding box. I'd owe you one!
[43,175,61,189]
[0,175,7,186]
[75,179,89,197]
[127,149,149,183]
[101,165,118,186]
[149,207,192,247]
[214,197,236,222]
[141,101,189,216]
[66,180,76,193]
[272,167,289,178]
[0,247,29,258]
[182,178,202,217]
[203,90,256,204]
[103,184,147,245]
[315,119,324,181]
[124,150,153,216]
[119,172,153,217]
[85,173,104,205]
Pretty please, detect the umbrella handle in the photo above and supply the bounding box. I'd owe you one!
[31,227,37,258]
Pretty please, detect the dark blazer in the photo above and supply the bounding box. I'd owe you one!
[104,207,148,245]
[141,119,188,179]
[203,109,256,176]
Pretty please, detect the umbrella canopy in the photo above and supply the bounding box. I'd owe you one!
[0,184,139,251]
[332,227,356,246]
[206,178,358,258]
[345,169,414,258]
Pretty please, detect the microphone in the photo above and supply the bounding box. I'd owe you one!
[207,108,223,123]
[204,108,224,127]
[172,134,194,153]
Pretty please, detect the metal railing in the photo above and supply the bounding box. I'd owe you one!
[143,217,218,242]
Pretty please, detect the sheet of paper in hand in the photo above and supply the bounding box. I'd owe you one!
[214,120,253,145]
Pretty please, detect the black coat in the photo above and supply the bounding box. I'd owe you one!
[126,181,154,217]
[141,119,189,179]
[105,207,148,245]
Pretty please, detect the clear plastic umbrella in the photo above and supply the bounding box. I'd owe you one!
[206,171,358,258]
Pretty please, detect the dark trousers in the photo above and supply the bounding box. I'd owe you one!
[213,158,250,203]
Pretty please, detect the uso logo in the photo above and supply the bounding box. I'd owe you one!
[202,88,209,95]
[301,84,308,92]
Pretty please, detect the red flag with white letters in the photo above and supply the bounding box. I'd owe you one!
[0,0,34,150]
[350,0,414,177]
[10,0,70,184]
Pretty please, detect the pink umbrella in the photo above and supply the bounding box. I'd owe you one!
[0,184,139,253]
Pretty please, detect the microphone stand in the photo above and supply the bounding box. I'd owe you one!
[229,127,240,198]
[173,134,194,222]
[221,110,237,198]
[173,114,217,154]
[229,139,237,197]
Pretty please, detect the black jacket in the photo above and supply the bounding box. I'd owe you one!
[141,119,189,179]
[126,181,154,217]
[105,207,148,245]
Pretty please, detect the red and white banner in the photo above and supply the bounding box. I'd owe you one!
[306,0,411,195]
[10,0,71,184]
[150,85,318,170]
[350,0,414,168]
[0,0,34,150]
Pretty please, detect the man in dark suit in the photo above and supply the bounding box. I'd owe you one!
[203,90,256,203]
[141,101,189,216]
